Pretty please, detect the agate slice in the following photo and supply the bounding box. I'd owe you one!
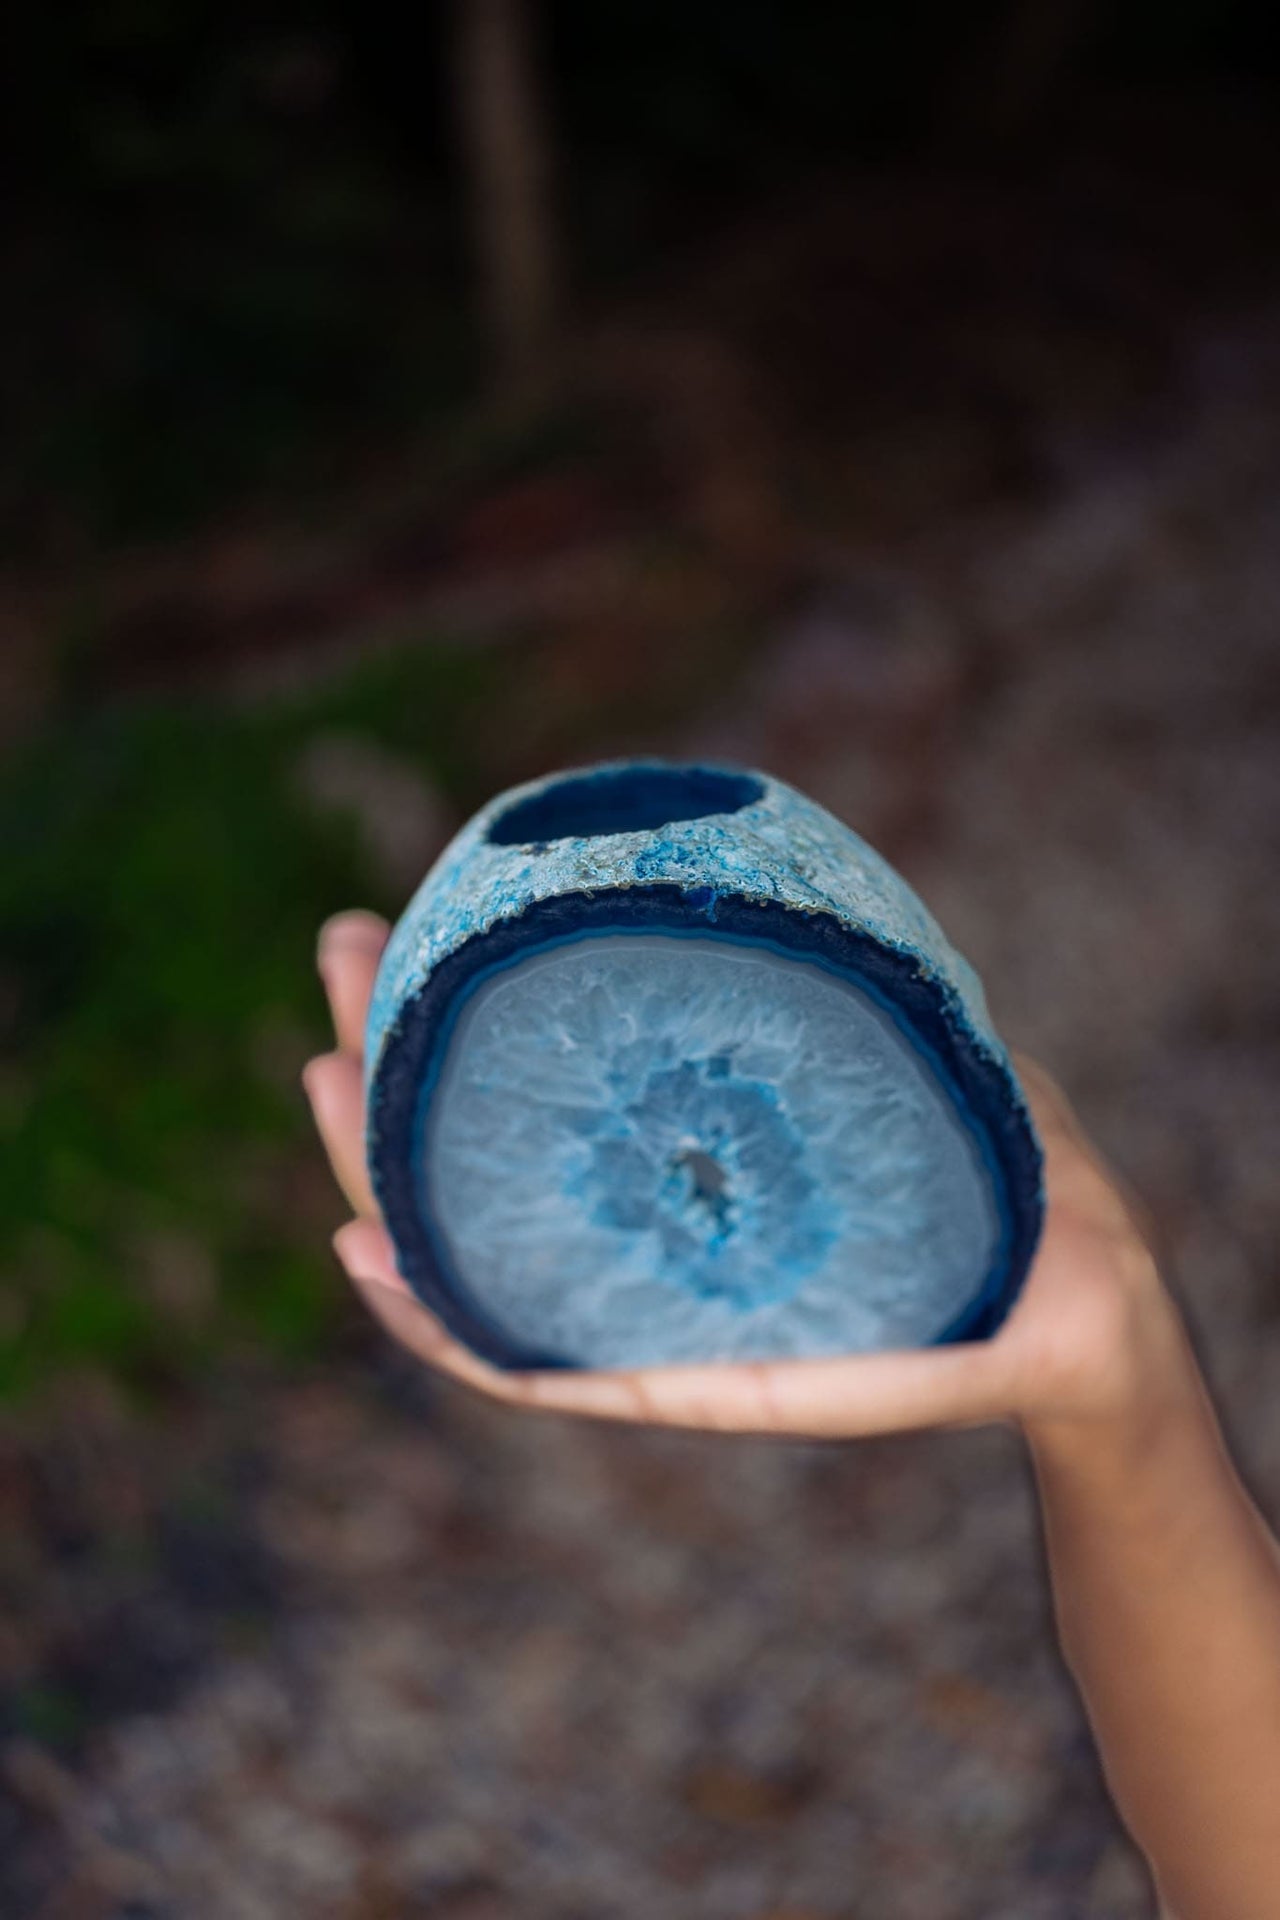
[364,762,1042,1370]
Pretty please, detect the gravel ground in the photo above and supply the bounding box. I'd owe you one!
[5,189,1280,1919]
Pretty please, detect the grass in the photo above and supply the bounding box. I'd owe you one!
[0,639,508,1399]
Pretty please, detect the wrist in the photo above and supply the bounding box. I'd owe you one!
[1019,1285,1207,1475]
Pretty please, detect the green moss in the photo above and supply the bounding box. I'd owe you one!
[0,638,506,1398]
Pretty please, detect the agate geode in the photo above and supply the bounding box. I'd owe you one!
[364,761,1042,1370]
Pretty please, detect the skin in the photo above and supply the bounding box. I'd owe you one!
[305,909,1280,1920]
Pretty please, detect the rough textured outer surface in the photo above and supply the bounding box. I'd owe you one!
[369,761,1003,1071]
[364,760,1043,1365]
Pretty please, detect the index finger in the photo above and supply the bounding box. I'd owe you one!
[317,910,390,1056]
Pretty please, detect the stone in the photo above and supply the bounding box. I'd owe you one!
[364,761,1041,1370]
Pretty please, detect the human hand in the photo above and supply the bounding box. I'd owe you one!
[304,909,1193,1441]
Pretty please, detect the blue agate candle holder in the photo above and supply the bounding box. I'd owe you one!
[364,761,1042,1372]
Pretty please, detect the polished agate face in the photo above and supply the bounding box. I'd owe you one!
[422,934,1001,1368]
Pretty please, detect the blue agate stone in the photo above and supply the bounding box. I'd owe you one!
[364,761,1042,1371]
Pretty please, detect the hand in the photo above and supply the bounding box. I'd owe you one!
[304,910,1193,1440]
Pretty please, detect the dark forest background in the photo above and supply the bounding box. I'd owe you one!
[6,1,1277,555]
[4,10,1280,1918]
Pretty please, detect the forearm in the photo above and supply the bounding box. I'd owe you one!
[1025,1311,1280,1920]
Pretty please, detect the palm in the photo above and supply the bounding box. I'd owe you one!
[305,913,1162,1440]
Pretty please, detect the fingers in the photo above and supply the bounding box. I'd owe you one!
[333,1218,556,1401]
[305,1051,380,1218]
[516,1340,1018,1436]
[317,911,390,1057]
[332,1207,1019,1437]
[333,1217,412,1296]
[305,909,390,1217]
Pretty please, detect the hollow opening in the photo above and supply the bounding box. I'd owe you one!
[487,763,764,846]
[676,1147,727,1203]
[671,1147,734,1236]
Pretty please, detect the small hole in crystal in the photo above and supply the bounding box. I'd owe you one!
[671,1146,734,1238]
[677,1148,728,1205]
[487,764,764,846]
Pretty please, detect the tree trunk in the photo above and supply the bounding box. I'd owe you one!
[454,0,562,392]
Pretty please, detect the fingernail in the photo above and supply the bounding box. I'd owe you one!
[344,1262,413,1301]
[331,1222,410,1296]
[317,911,385,971]
[316,917,347,970]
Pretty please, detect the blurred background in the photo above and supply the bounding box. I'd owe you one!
[4,3,1280,1915]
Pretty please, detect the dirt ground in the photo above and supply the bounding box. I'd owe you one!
[5,135,1280,1919]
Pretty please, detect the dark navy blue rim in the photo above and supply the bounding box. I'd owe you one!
[367,886,1045,1372]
